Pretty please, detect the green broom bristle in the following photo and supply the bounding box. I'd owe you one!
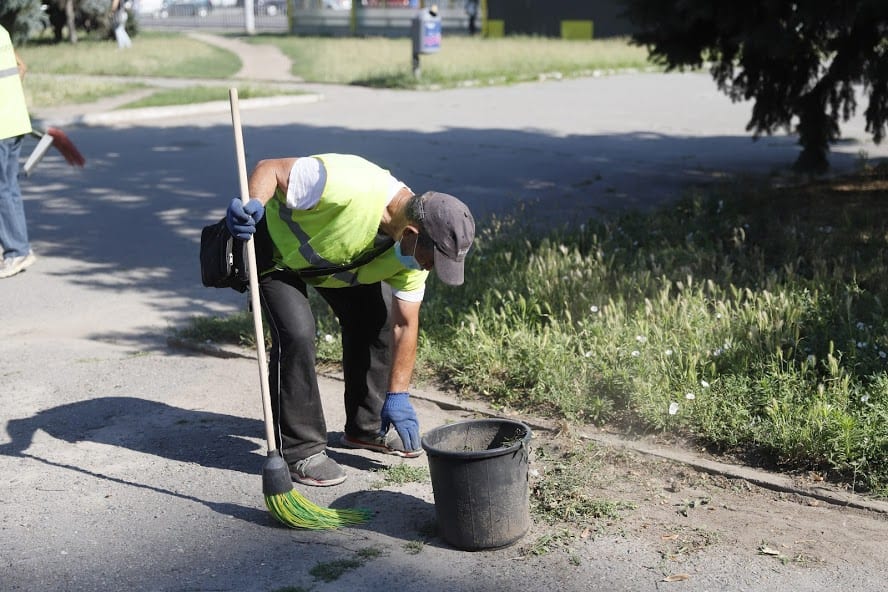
[265,489,372,530]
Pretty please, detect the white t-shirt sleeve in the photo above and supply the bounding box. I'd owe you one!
[391,285,426,303]
[285,157,326,210]
[286,157,408,212]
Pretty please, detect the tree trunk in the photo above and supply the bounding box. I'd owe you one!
[65,0,78,44]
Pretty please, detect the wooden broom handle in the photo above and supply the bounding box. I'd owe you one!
[229,88,277,453]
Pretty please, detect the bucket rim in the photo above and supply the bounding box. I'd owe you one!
[420,418,532,459]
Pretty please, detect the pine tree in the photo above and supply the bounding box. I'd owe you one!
[0,0,48,45]
[623,0,888,172]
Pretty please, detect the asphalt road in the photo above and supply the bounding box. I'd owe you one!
[3,73,888,591]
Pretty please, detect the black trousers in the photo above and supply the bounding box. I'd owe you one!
[258,268,393,465]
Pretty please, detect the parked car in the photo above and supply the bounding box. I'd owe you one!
[160,0,212,17]
[255,0,287,15]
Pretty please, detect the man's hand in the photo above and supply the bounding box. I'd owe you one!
[225,198,264,240]
[380,392,420,452]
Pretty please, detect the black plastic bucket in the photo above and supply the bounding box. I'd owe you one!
[421,418,532,551]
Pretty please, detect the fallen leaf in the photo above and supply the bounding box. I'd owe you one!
[758,545,781,556]
[661,534,679,541]
[663,574,690,582]
[580,527,591,539]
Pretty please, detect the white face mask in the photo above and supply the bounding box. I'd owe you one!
[394,234,423,270]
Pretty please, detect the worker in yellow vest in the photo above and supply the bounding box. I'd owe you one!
[0,24,36,279]
[225,153,475,486]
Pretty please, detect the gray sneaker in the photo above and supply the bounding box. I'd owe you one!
[290,451,346,487]
[0,252,36,279]
[340,431,424,458]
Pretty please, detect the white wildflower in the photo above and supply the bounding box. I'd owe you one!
[590,305,599,313]
[636,335,647,343]
[685,393,696,400]
[857,341,867,349]
[324,334,333,343]
[880,351,887,359]
[584,350,593,358]
[700,379,710,388]
[665,349,673,356]
[631,350,640,357]
[807,354,816,365]
[856,321,867,330]
[860,394,870,404]
[668,402,680,415]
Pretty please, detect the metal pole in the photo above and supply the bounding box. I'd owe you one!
[244,0,256,35]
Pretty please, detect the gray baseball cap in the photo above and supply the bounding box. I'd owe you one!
[419,191,475,286]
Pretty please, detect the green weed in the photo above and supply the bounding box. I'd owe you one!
[370,464,429,489]
[308,559,362,583]
[117,84,305,109]
[308,546,384,583]
[530,443,636,526]
[403,540,425,554]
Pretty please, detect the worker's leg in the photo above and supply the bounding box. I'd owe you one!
[318,282,392,439]
[259,269,327,463]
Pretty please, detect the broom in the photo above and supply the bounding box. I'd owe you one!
[24,126,86,176]
[228,88,371,529]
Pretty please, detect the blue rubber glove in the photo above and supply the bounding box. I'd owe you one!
[380,391,421,452]
[225,198,265,240]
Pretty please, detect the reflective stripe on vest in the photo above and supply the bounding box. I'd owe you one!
[0,66,19,78]
[275,201,362,286]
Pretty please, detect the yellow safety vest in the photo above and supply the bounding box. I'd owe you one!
[0,26,31,140]
[266,153,427,291]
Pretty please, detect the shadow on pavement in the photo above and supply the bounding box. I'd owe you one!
[0,396,263,473]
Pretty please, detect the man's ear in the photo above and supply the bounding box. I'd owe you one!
[400,225,420,241]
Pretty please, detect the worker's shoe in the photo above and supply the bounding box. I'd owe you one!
[0,252,36,279]
[340,431,424,459]
[290,451,346,487]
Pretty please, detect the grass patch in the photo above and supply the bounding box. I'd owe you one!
[420,162,888,494]
[116,84,305,109]
[19,32,239,78]
[20,33,654,109]
[250,35,655,87]
[23,74,146,109]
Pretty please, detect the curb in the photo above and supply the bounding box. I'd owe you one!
[168,336,888,516]
[35,93,323,128]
